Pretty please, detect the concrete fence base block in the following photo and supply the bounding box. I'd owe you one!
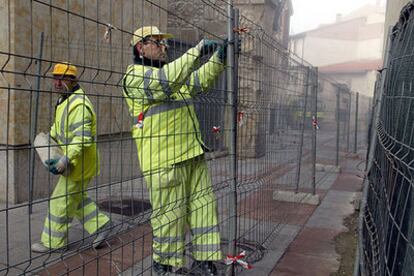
[354,192,362,211]
[315,163,341,173]
[315,163,325,172]
[324,165,341,173]
[347,153,359,159]
[273,190,320,206]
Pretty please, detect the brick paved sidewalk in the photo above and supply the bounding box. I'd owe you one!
[23,156,363,276]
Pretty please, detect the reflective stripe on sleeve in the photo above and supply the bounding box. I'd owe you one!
[57,95,85,143]
[158,68,173,97]
[143,69,154,99]
[132,100,194,125]
[194,71,201,90]
[186,71,201,92]
[69,119,92,132]
[72,130,92,137]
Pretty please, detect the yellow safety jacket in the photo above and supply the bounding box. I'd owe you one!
[50,86,99,181]
[123,48,224,172]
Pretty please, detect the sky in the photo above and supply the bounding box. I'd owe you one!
[290,0,386,34]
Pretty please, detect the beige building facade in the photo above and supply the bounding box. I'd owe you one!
[0,0,168,203]
[290,4,385,96]
[0,0,293,203]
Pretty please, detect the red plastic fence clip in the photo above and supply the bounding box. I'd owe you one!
[233,27,249,34]
[136,112,144,128]
[237,111,245,126]
[224,251,252,270]
[312,116,319,130]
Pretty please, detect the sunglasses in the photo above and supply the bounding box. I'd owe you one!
[143,38,168,47]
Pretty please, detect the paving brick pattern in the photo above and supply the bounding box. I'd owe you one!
[27,157,363,275]
[270,158,363,276]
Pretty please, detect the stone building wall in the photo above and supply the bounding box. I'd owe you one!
[167,0,227,42]
[0,0,167,203]
[167,0,292,158]
[167,0,291,46]
[0,0,292,202]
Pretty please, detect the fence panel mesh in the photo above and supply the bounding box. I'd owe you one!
[359,2,414,276]
[234,16,316,270]
[0,1,368,275]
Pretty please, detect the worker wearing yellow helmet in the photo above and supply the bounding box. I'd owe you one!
[31,62,111,253]
[123,26,227,275]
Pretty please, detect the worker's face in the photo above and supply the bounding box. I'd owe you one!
[137,35,168,62]
[53,76,76,94]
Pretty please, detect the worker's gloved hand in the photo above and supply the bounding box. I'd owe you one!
[217,39,228,62]
[196,39,219,57]
[217,45,226,62]
[45,159,59,175]
[216,38,242,62]
[45,156,69,175]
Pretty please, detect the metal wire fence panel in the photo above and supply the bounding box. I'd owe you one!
[0,1,368,275]
[315,78,339,167]
[293,68,318,194]
[359,95,372,149]
[315,77,352,172]
[349,92,372,154]
[234,16,317,268]
[359,3,414,275]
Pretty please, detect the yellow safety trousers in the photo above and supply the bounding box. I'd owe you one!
[41,176,110,249]
[144,156,222,267]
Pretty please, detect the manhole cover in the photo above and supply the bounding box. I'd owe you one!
[99,199,152,217]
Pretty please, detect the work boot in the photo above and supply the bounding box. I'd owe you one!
[92,221,111,249]
[153,262,173,275]
[31,242,64,253]
[191,260,218,275]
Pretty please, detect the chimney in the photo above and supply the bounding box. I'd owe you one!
[336,13,342,22]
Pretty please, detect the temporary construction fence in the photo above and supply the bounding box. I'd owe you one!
[0,0,370,275]
[357,2,414,276]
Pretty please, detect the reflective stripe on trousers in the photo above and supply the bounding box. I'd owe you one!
[41,176,110,249]
[144,157,222,267]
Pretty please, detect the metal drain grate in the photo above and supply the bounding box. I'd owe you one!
[99,199,152,217]
[174,240,266,275]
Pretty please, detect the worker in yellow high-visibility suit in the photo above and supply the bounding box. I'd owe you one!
[123,26,226,275]
[31,63,111,253]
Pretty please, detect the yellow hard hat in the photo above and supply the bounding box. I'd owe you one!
[130,26,173,46]
[52,62,77,78]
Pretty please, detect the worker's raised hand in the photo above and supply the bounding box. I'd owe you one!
[196,39,219,57]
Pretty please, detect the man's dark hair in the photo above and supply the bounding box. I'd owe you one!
[133,45,140,58]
